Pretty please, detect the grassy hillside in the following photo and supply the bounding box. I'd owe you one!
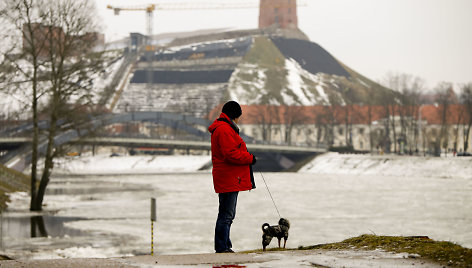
[228,36,289,105]
[228,35,398,106]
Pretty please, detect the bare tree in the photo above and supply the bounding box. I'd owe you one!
[452,105,464,154]
[435,82,456,156]
[460,83,472,152]
[398,74,424,154]
[1,0,48,210]
[366,104,375,153]
[382,72,424,154]
[313,106,330,147]
[322,92,345,148]
[281,105,308,145]
[340,104,354,147]
[1,0,105,211]
[378,96,394,153]
[249,105,280,143]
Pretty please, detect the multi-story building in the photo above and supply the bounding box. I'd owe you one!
[22,23,104,58]
[22,23,65,59]
[229,104,472,155]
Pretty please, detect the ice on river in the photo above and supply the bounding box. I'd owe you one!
[1,153,471,260]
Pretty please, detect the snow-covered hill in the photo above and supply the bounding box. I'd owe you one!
[120,29,396,116]
[227,35,393,106]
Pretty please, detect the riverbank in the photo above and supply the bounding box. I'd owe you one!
[0,164,29,211]
[300,152,472,179]
[52,152,472,179]
[298,234,472,267]
[53,154,211,174]
[2,234,471,267]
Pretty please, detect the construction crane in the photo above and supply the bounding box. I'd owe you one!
[106,2,259,40]
[107,1,307,50]
[107,4,156,50]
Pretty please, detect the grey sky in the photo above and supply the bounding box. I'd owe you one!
[97,0,472,90]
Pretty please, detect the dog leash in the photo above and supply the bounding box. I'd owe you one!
[260,172,282,218]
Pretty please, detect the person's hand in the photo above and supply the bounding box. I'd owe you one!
[251,154,257,165]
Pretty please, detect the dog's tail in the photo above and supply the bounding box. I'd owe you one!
[262,223,270,233]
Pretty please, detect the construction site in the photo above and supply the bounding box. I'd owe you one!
[105,0,317,117]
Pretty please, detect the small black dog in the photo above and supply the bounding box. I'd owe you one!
[261,218,290,251]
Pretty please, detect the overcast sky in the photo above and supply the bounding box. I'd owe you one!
[97,0,472,90]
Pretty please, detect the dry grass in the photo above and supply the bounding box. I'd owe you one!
[299,234,472,267]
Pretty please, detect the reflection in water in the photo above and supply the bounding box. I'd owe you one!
[1,214,86,241]
[30,216,48,238]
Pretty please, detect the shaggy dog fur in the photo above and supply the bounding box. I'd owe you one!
[261,218,290,251]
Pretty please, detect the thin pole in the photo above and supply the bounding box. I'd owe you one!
[150,197,156,255]
[151,221,154,256]
[260,172,281,219]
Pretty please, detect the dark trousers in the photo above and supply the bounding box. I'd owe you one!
[214,191,238,253]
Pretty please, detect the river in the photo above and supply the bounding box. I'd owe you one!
[1,171,471,259]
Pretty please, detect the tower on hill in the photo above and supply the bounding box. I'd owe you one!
[259,0,298,29]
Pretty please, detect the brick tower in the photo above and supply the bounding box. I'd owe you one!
[259,0,298,29]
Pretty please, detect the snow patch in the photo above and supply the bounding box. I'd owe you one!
[54,154,211,174]
[229,57,338,106]
[357,77,371,88]
[31,246,131,260]
[163,37,248,54]
[228,63,267,105]
[300,152,472,179]
[284,58,318,105]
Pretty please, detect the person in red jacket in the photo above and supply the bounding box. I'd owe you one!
[208,101,256,253]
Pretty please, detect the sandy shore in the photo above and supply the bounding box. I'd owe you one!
[0,249,442,267]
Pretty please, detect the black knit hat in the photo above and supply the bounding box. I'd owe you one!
[222,101,242,120]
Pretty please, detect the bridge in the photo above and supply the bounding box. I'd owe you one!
[0,136,326,154]
[0,111,327,172]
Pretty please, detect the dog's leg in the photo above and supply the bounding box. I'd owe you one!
[283,238,287,248]
[262,234,272,251]
[277,237,281,248]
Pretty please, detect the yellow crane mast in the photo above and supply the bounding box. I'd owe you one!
[107,4,156,50]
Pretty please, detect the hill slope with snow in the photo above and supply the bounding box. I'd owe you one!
[121,29,396,116]
[227,35,395,106]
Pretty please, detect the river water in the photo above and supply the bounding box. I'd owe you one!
[1,171,471,259]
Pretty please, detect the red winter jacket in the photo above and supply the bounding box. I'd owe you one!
[208,113,255,193]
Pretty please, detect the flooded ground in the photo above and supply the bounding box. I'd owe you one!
[1,171,471,259]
